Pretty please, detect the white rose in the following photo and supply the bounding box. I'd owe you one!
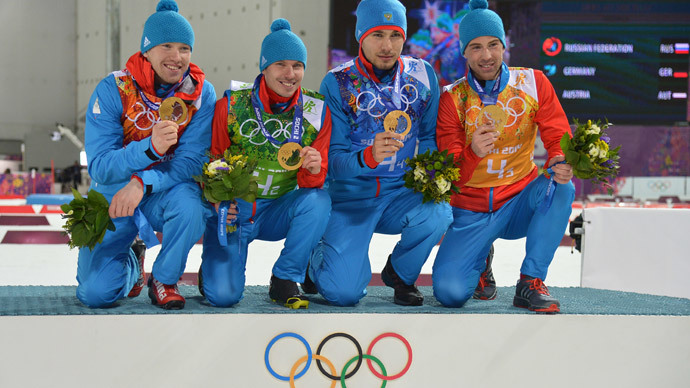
[590,124,601,134]
[588,144,599,158]
[599,149,607,159]
[413,166,427,182]
[435,177,451,193]
[206,160,222,176]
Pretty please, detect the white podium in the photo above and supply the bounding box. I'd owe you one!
[581,207,690,299]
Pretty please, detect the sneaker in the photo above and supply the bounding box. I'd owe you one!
[380,255,423,306]
[148,276,185,310]
[301,264,317,295]
[127,239,146,298]
[269,275,309,309]
[197,264,205,298]
[513,276,560,313]
[473,245,497,300]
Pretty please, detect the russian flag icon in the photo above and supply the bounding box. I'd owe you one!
[675,43,689,54]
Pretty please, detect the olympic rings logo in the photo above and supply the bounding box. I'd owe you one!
[126,102,156,131]
[647,180,670,192]
[239,118,299,148]
[465,96,527,129]
[126,101,190,131]
[265,332,412,387]
[355,84,419,118]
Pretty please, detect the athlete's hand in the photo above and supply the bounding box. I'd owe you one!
[371,132,404,163]
[548,156,573,184]
[470,123,499,158]
[214,201,238,224]
[109,178,144,218]
[151,120,179,155]
[300,146,322,174]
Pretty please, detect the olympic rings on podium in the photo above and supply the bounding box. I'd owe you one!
[265,332,312,381]
[264,331,412,386]
[367,332,412,380]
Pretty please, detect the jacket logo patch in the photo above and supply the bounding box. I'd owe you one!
[514,73,527,87]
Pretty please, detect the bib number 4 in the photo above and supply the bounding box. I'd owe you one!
[486,159,514,179]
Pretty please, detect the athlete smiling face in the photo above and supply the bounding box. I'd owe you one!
[463,36,505,81]
[262,59,305,98]
[143,42,191,85]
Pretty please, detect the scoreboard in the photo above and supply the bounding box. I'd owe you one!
[538,1,690,125]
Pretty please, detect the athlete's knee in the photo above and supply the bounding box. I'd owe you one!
[322,286,365,307]
[205,284,243,307]
[77,278,121,308]
[433,274,473,308]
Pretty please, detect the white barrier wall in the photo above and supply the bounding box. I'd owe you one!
[581,207,690,298]
[0,314,688,388]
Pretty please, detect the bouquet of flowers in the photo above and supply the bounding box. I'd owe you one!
[61,188,115,250]
[193,150,259,232]
[560,119,621,193]
[403,149,460,204]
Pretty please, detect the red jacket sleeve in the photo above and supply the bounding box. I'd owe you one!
[210,97,231,158]
[297,106,332,188]
[436,91,482,186]
[534,71,571,164]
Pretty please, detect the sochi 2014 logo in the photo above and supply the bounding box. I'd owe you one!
[265,332,412,386]
[542,36,562,57]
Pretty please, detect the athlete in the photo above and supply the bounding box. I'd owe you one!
[307,0,452,307]
[77,0,215,309]
[199,19,332,309]
[433,0,575,313]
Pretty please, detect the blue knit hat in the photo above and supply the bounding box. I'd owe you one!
[260,19,308,71]
[458,0,505,54]
[355,0,407,43]
[140,0,194,53]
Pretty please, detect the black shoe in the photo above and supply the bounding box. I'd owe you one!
[380,255,423,306]
[269,275,309,309]
[301,264,317,295]
[473,245,497,300]
[197,264,205,298]
[513,276,560,313]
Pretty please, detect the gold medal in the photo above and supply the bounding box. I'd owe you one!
[479,105,507,133]
[159,97,188,125]
[383,110,412,137]
[277,142,303,171]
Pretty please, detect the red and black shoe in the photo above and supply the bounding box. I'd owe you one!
[513,275,560,313]
[473,245,496,300]
[148,276,185,310]
[127,239,146,298]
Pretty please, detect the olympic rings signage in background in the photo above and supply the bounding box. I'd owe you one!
[265,332,412,387]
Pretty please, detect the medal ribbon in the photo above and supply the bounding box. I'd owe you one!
[133,208,160,248]
[366,61,403,112]
[217,200,238,247]
[470,69,502,106]
[131,72,188,112]
[250,74,304,145]
[539,161,567,214]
